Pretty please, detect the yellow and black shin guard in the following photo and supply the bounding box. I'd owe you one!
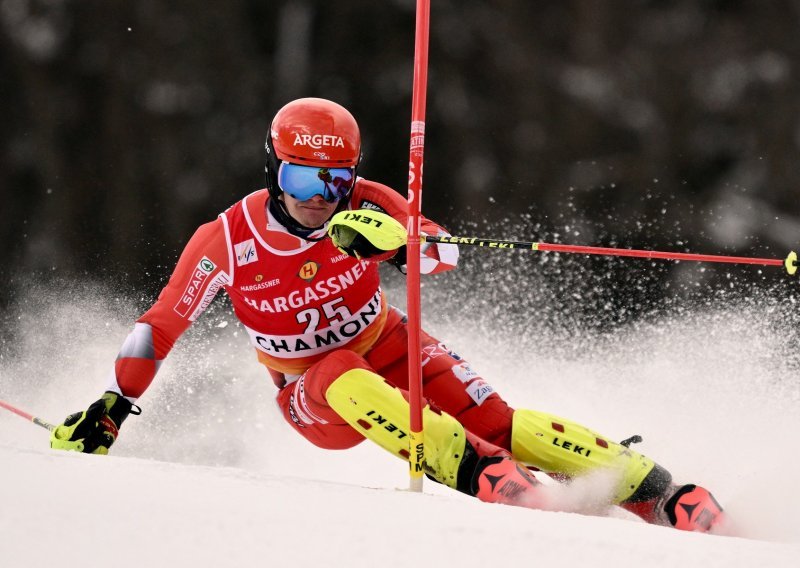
[326,369,470,490]
[511,408,669,504]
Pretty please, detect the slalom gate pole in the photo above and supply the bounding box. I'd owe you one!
[405,0,431,492]
[421,235,799,275]
[0,398,56,431]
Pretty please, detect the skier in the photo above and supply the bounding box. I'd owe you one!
[50,97,723,532]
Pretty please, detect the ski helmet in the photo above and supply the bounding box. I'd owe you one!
[265,98,362,224]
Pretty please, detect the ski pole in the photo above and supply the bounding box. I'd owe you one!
[422,235,798,275]
[0,398,56,431]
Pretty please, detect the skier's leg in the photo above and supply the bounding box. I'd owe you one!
[364,312,723,530]
[510,408,724,531]
[511,408,661,502]
[366,308,515,449]
[275,349,371,450]
[373,321,653,500]
[322,351,542,505]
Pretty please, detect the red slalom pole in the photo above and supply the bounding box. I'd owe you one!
[422,235,798,274]
[0,398,55,431]
[406,0,431,492]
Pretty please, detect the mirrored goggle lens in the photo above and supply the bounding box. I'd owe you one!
[277,162,354,203]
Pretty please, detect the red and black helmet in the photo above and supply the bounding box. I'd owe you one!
[265,98,362,233]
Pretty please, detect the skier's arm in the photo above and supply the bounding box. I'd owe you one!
[349,180,459,274]
[50,219,231,454]
[109,218,232,400]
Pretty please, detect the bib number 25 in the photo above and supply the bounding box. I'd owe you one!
[296,297,352,334]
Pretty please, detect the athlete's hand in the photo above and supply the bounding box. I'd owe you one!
[328,209,407,262]
[50,392,139,455]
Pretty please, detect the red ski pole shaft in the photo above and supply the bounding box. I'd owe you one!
[405,0,431,492]
[0,398,56,431]
[422,235,797,274]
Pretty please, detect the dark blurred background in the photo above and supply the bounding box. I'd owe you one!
[3,0,800,312]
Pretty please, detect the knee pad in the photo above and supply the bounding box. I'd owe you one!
[511,408,656,503]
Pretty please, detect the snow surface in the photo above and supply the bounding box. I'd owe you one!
[1,445,798,568]
[2,276,800,567]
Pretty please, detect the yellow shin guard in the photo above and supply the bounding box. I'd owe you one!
[326,369,466,489]
[511,409,655,503]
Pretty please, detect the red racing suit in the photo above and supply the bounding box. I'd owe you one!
[108,179,515,450]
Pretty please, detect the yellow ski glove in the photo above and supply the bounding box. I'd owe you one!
[328,209,407,261]
[50,392,139,455]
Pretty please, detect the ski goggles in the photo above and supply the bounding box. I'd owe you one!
[277,161,355,203]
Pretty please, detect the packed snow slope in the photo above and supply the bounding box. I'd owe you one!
[1,445,797,568]
[2,260,800,567]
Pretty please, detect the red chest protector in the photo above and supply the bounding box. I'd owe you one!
[220,190,388,374]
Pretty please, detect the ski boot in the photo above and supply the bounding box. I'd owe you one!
[662,484,725,532]
[621,466,725,532]
[472,455,542,506]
